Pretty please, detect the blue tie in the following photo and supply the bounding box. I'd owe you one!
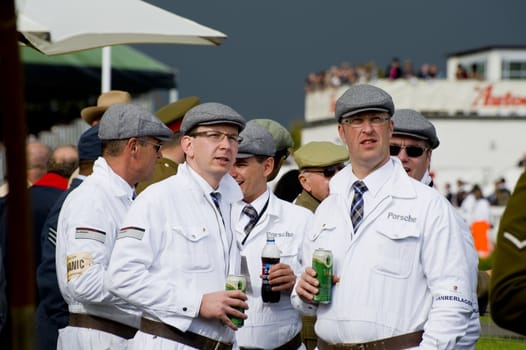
[210,192,224,225]
[242,205,258,235]
[351,180,368,232]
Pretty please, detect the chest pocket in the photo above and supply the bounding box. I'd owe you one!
[374,222,420,279]
[275,240,300,273]
[172,225,213,272]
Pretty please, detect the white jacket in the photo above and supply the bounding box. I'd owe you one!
[292,158,479,349]
[231,189,312,349]
[56,157,140,328]
[107,163,243,347]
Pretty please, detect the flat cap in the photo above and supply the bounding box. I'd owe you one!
[180,102,246,135]
[155,96,200,132]
[78,125,102,161]
[237,121,276,158]
[294,141,348,169]
[392,109,440,149]
[81,90,132,125]
[98,104,173,141]
[252,118,294,152]
[335,84,394,121]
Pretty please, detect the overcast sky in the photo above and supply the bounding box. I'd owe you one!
[137,0,526,128]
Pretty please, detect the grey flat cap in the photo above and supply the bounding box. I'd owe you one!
[392,109,440,149]
[98,104,173,141]
[335,84,395,121]
[180,102,246,135]
[237,121,276,158]
[252,118,294,152]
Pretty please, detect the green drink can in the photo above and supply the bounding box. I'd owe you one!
[312,248,333,304]
[225,274,246,327]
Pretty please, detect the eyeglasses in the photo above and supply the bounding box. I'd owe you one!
[389,144,428,158]
[143,141,162,153]
[189,130,243,144]
[304,164,345,178]
[340,115,390,128]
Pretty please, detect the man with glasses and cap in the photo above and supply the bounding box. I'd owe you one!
[55,104,172,350]
[107,103,249,350]
[294,141,348,214]
[229,121,312,350]
[292,84,479,349]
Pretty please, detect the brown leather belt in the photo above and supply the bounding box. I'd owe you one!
[240,332,302,350]
[317,330,424,350]
[140,317,233,350]
[68,313,138,340]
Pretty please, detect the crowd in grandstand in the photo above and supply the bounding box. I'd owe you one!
[305,57,484,92]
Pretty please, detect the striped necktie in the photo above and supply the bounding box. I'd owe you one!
[242,204,258,235]
[350,180,368,232]
[210,192,224,225]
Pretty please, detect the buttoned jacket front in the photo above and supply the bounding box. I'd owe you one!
[292,158,479,349]
[107,162,243,347]
[231,189,312,349]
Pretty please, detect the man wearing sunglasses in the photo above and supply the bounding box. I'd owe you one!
[294,141,348,213]
[390,109,439,187]
[293,84,479,349]
[392,109,491,321]
[55,104,172,350]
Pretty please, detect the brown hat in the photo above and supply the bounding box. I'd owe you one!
[81,90,132,125]
[155,96,200,132]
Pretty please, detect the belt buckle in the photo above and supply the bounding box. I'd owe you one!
[213,341,222,350]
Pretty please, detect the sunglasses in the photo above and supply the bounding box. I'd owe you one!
[143,141,162,153]
[390,144,428,158]
[304,164,345,178]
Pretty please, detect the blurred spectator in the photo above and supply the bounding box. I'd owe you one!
[456,64,469,79]
[340,62,357,85]
[304,58,442,92]
[469,184,491,224]
[444,182,453,203]
[428,64,441,78]
[386,57,402,80]
[27,142,53,185]
[488,177,511,206]
[328,65,343,87]
[28,145,79,265]
[466,185,492,258]
[402,59,416,79]
[355,64,368,83]
[470,63,483,80]
[453,178,469,207]
[0,141,51,197]
[417,63,431,79]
